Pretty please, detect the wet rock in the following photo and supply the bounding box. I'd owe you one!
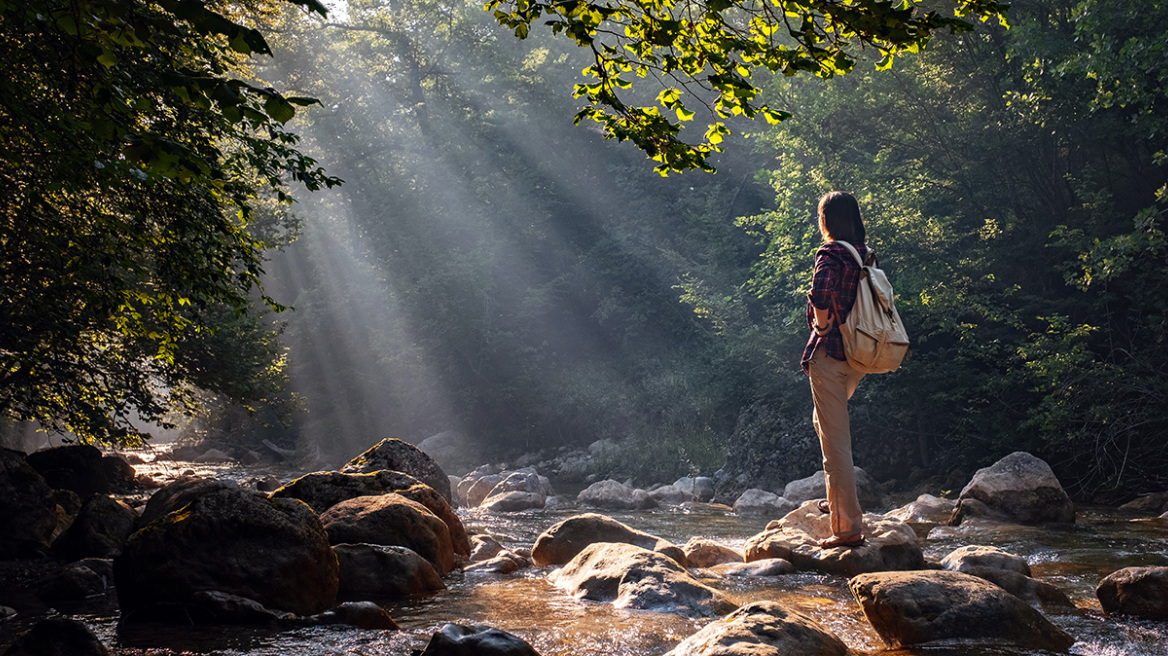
[309,601,399,630]
[270,470,470,557]
[38,562,109,601]
[25,445,109,498]
[51,494,137,559]
[883,494,955,537]
[673,477,715,502]
[647,484,690,505]
[470,535,505,562]
[99,455,137,493]
[0,448,61,558]
[850,570,1075,651]
[1118,492,1168,514]
[733,489,798,517]
[115,482,338,621]
[962,566,1074,609]
[188,590,290,624]
[950,452,1075,526]
[2,617,109,656]
[193,448,232,463]
[464,551,529,574]
[664,600,846,656]
[531,513,685,567]
[1096,566,1168,619]
[461,472,505,508]
[320,493,454,575]
[479,468,553,512]
[783,468,886,508]
[341,438,452,503]
[417,431,482,477]
[743,501,922,577]
[576,479,657,510]
[709,559,795,577]
[682,538,741,568]
[419,623,540,656]
[137,476,237,525]
[551,542,734,618]
[334,543,444,599]
[941,545,1030,577]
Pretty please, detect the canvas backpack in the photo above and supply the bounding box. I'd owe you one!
[834,241,910,374]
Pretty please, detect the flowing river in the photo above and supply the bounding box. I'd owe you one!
[3,457,1166,656]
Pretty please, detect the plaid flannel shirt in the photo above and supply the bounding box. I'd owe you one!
[801,241,871,374]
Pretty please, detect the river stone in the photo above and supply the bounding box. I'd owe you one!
[193,448,232,463]
[115,484,339,620]
[470,535,505,562]
[683,538,742,568]
[319,493,454,574]
[531,513,685,566]
[51,494,138,559]
[733,489,798,517]
[709,558,796,577]
[334,543,444,599]
[308,601,399,630]
[950,452,1075,525]
[341,438,452,503]
[38,562,109,601]
[480,469,553,512]
[673,476,715,502]
[187,590,290,624]
[648,484,691,505]
[576,479,657,510]
[743,501,922,577]
[0,448,61,558]
[416,430,482,477]
[883,494,956,537]
[462,473,505,508]
[783,468,886,508]
[961,566,1074,609]
[464,550,529,574]
[1096,566,1168,619]
[419,623,540,656]
[850,570,1075,651]
[2,617,109,656]
[270,470,470,557]
[25,444,109,497]
[941,545,1031,577]
[137,476,238,525]
[1118,492,1168,514]
[664,600,847,656]
[551,542,735,618]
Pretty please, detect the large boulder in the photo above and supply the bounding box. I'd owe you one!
[883,494,956,537]
[576,479,657,510]
[664,600,847,656]
[479,468,554,513]
[114,482,339,621]
[1118,492,1168,515]
[733,489,798,517]
[25,445,109,497]
[850,570,1075,651]
[941,545,1031,577]
[531,513,684,566]
[2,617,109,656]
[418,623,541,656]
[0,448,62,558]
[1096,566,1168,619]
[415,431,483,477]
[743,501,923,577]
[341,438,452,503]
[673,477,715,502]
[648,484,691,506]
[333,543,445,599]
[961,566,1074,610]
[783,468,886,508]
[270,470,470,557]
[136,476,236,525]
[950,452,1075,525]
[51,494,138,559]
[551,542,734,618]
[319,493,454,575]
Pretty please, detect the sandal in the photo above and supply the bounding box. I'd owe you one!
[817,533,864,549]
[817,499,830,514]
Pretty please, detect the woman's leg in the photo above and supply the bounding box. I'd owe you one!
[809,350,866,537]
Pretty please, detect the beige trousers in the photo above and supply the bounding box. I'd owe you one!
[808,349,866,537]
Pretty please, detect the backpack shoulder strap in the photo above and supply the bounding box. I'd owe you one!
[835,240,865,268]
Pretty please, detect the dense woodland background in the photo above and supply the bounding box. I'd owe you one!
[2,0,1165,501]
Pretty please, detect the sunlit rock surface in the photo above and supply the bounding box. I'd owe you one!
[673,476,715,502]
[464,550,530,574]
[334,543,444,599]
[419,623,541,656]
[938,544,1072,609]
[51,494,137,560]
[882,493,956,538]
[941,544,1031,576]
[682,538,741,568]
[708,558,795,577]
[270,470,470,557]
[733,488,798,517]
[1096,566,1168,619]
[137,476,237,525]
[550,542,734,618]
[743,501,922,576]
[478,468,554,512]
[850,570,1075,651]
[647,484,691,505]
[783,468,886,508]
[0,448,61,558]
[319,493,455,574]
[469,534,505,562]
[664,600,847,656]
[950,452,1075,525]
[306,601,400,630]
[341,438,453,503]
[2,617,110,656]
[115,482,339,621]
[531,513,684,566]
[576,479,657,510]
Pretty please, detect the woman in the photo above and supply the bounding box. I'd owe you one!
[801,191,870,549]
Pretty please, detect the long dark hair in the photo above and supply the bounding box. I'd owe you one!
[818,191,866,245]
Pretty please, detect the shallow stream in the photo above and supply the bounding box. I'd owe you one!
[3,458,1167,656]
